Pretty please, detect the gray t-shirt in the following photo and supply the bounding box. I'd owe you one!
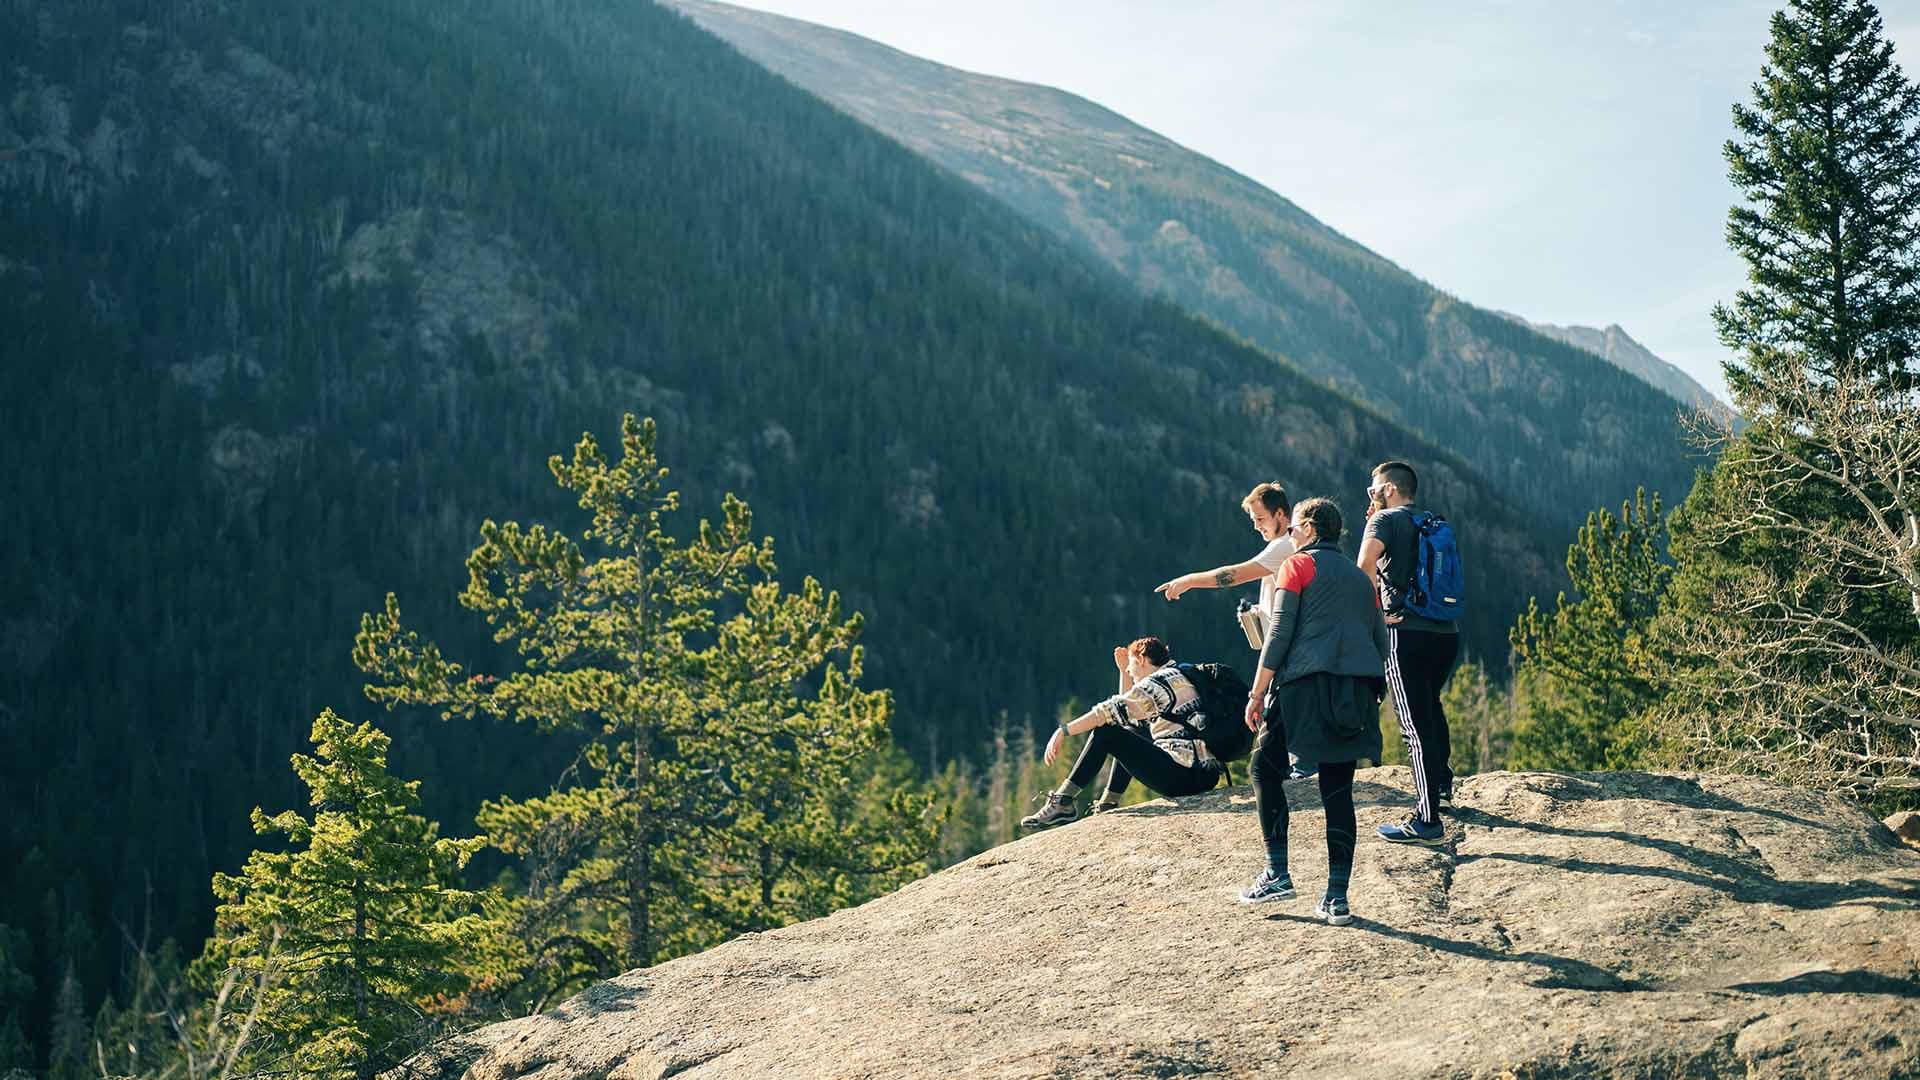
[1362,505,1458,634]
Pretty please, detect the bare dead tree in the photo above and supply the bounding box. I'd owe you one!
[1664,370,1920,799]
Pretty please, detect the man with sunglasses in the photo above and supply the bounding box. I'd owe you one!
[1357,461,1458,846]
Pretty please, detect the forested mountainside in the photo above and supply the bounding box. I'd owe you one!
[665,0,1706,531]
[0,0,1563,1049]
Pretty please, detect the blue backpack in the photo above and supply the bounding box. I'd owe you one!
[1405,512,1466,622]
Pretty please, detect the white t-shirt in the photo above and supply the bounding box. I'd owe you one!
[1252,535,1296,620]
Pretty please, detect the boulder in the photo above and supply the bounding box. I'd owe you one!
[411,770,1920,1079]
[1887,810,1920,849]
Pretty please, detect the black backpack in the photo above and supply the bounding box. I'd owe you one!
[1169,661,1254,763]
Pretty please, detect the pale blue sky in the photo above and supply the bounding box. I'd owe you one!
[725,1,1920,403]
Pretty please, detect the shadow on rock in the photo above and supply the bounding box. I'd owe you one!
[549,977,648,1020]
[1728,969,1920,997]
[1262,912,1647,991]
[1495,772,1831,830]
[1453,807,1920,912]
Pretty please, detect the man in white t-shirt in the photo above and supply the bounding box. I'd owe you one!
[1155,481,1295,619]
[1156,481,1309,777]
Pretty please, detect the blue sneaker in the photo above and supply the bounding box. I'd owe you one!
[1315,895,1353,926]
[1238,869,1295,904]
[1377,817,1446,846]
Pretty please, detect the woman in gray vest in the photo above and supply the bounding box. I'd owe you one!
[1236,497,1387,925]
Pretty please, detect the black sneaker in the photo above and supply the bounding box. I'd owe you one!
[1315,895,1353,926]
[1238,869,1296,904]
[1437,788,1453,809]
[1019,792,1078,830]
[1089,799,1122,815]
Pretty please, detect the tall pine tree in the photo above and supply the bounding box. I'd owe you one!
[1718,0,1920,397]
[1657,0,1920,804]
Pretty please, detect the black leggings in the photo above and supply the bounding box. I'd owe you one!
[1067,724,1222,797]
[1252,723,1357,895]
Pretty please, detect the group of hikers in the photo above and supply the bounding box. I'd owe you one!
[1017,460,1465,928]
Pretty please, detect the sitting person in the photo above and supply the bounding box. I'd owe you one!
[1019,637,1227,829]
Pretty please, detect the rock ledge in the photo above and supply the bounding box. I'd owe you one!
[413,770,1920,1079]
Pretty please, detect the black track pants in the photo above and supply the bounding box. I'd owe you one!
[1385,626,1459,825]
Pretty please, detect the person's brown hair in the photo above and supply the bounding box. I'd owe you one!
[1240,481,1290,516]
[1371,460,1418,498]
[1292,497,1344,545]
[1128,637,1172,667]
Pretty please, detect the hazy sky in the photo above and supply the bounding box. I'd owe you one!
[724,1,1920,403]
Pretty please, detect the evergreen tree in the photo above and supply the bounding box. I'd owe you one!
[1656,0,1920,804]
[1508,490,1670,770]
[0,926,28,1072]
[1442,659,1516,776]
[85,941,185,1080]
[355,414,936,1005]
[48,962,87,1080]
[197,710,488,1080]
[1718,0,1920,397]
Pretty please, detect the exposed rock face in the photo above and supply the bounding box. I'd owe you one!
[1502,314,1725,414]
[340,208,579,362]
[410,770,1920,1079]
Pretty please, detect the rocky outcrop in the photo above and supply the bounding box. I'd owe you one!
[410,770,1920,1079]
[1502,314,1725,414]
[340,208,578,363]
[1890,810,1920,850]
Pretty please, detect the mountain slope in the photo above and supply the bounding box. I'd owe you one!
[0,0,1559,1044]
[665,0,1705,530]
[414,770,1920,1079]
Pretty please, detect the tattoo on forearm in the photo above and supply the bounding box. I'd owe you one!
[1213,568,1235,588]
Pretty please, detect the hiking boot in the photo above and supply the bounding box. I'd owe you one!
[1019,792,1078,830]
[1238,869,1296,904]
[1089,798,1123,815]
[1315,895,1353,926]
[1377,817,1447,846]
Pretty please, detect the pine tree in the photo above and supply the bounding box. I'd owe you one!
[1718,0,1920,398]
[1441,659,1515,776]
[0,926,29,1072]
[355,414,936,1005]
[47,961,87,1080]
[197,710,488,1080]
[1656,0,1920,804]
[1508,490,1669,770]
